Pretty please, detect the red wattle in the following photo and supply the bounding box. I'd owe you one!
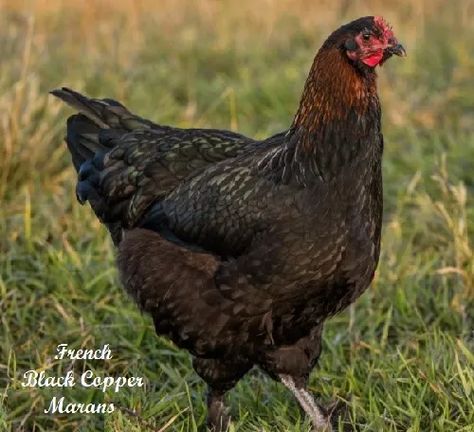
[362,51,384,67]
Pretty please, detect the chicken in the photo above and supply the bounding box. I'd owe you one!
[51,16,405,431]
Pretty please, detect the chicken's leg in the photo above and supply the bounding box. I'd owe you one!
[279,374,332,432]
[206,388,231,432]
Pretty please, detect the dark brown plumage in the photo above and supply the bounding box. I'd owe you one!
[52,16,405,431]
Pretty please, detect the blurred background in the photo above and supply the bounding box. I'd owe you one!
[1,0,473,431]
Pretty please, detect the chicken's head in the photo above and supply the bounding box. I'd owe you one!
[342,16,406,68]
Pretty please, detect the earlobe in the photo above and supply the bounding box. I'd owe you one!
[344,39,357,51]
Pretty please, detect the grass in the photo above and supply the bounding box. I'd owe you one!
[0,0,473,431]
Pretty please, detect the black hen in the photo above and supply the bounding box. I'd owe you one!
[52,16,405,432]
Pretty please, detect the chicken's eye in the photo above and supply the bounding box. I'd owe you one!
[362,33,371,41]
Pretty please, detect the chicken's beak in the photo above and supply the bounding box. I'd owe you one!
[387,42,406,57]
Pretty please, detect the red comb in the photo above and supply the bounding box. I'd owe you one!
[374,16,394,40]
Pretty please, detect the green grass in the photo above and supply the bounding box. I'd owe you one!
[1,0,473,431]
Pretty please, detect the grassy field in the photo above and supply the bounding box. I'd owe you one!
[1,0,473,430]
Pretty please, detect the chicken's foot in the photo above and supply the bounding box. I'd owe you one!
[279,374,332,432]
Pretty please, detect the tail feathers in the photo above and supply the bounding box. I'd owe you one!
[50,87,162,245]
[51,87,159,171]
[65,114,106,171]
[65,116,125,245]
[50,87,156,130]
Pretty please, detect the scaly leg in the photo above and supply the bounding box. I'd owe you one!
[279,374,332,432]
[206,388,231,432]
[194,356,252,431]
